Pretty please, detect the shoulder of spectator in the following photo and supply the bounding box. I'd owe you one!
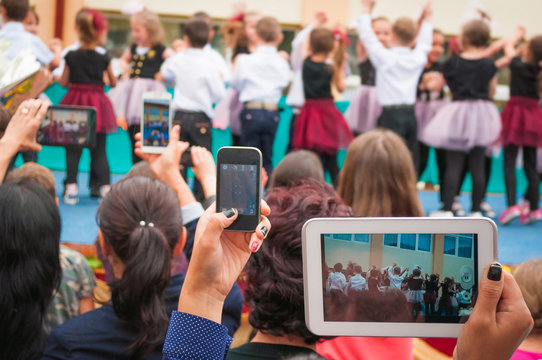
[181,202,205,225]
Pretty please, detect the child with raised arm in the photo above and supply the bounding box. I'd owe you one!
[387,263,409,290]
[357,0,433,171]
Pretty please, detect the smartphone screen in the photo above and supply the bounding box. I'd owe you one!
[321,232,478,323]
[216,147,262,231]
[142,98,170,149]
[37,106,96,147]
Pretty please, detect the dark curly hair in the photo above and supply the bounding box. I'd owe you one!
[245,179,352,344]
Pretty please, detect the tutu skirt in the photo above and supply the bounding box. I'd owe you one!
[293,99,354,154]
[107,78,166,127]
[407,290,424,304]
[415,98,449,139]
[500,96,542,147]
[345,85,381,134]
[60,84,117,134]
[420,100,501,151]
[213,88,243,136]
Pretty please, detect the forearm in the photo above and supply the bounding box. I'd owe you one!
[161,169,197,207]
[0,137,19,183]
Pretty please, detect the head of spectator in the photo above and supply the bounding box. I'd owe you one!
[125,161,156,179]
[256,16,283,47]
[23,6,38,34]
[0,180,61,359]
[239,179,351,354]
[96,176,185,357]
[184,18,210,49]
[269,150,324,188]
[1,0,29,22]
[514,260,542,348]
[6,162,56,199]
[0,104,12,140]
[338,130,424,217]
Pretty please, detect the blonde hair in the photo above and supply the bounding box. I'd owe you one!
[514,260,542,333]
[392,17,417,45]
[338,130,424,217]
[131,9,165,47]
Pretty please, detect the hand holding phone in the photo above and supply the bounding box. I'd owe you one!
[216,147,262,232]
[141,91,172,154]
[37,105,96,147]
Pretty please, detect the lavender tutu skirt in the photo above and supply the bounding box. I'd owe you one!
[420,100,501,151]
[107,78,166,126]
[345,85,381,134]
[415,98,449,139]
[213,88,243,136]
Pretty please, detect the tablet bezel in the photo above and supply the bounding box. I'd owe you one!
[302,217,498,338]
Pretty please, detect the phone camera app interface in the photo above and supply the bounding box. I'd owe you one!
[220,164,257,215]
[143,99,170,147]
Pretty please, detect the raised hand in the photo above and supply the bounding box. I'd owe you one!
[3,99,49,153]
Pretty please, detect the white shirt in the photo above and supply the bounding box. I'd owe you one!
[358,14,433,106]
[52,41,107,78]
[204,43,231,83]
[285,23,315,108]
[348,274,368,292]
[387,266,407,289]
[161,48,226,119]
[231,45,291,104]
[327,272,347,292]
[0,22,54,65]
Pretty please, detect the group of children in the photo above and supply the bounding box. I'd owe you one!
[3,0,542,224]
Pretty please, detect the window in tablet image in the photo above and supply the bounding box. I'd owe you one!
[37,107,93,146]
[322,233,478,324]
[143,99,170,147]
[219,164,258,215]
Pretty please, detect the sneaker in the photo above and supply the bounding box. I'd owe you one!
[480,201,496,218]
[64,183,79,205]
[99,185,111,201]
[520,209,542,225]
[518,199,530,214]
[430,210,455,217]
[467,211,484,217]
[452,198,466,217]
[498,205,522,225]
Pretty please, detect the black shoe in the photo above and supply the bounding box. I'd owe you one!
[90,187,101,198]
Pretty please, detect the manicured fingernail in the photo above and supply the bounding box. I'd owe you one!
[260,226,268,237]
[224,208,236,218]
[487,263,502,281]
[250,241,260,252]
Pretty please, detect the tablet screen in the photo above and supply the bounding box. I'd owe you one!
[322,233,478,324]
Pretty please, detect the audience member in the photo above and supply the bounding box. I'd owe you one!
[268,150,324,188]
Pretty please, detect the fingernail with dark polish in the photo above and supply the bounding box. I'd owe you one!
[260,226,268,237]
[250,241,259,252]
[487,263,502,282]
[224,208,236,218]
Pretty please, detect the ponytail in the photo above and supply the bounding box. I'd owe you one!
[528,35,542,96]
[110,226,172,358]
[97,177,183,358]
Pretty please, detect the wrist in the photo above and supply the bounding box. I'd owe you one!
[0,136,20,158]
[178,280,226,323]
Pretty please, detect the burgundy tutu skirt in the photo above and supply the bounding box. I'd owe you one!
[61,84,117,134]
[500,96,542,147]
[415,98,449,139]
[345,85,381,134]
[213,88,243,136]
[420,100,501,151]
[107,78,166,127]
[293,99,354,154]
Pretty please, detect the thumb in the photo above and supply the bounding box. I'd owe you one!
[472,263,504,318]
[169,124,181,143]
[202,208,238,242]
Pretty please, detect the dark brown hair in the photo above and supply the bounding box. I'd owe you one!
[392,17,417,45]
[256,16,282,43]
[269,150,324,188]
[97,176,183,358]
[124,162,155,179]
[310,27,334,55]
[461,20,490,48]
[184,18,210,48]
[528,35,542,95]
[5,162,56,198]
[75,8,108,45]
[192,11,213,28]
[0,104,11,139]
[338,130,424,217]
[2,0,29,21]
[245,179,352,345]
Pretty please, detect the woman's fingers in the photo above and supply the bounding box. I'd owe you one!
[249,215,271,253]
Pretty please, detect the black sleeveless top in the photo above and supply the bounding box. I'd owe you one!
[359,59,376,86]
[303,58,333,99]
[129,44,166,79]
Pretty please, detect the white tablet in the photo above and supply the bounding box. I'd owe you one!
[302,217,497,338]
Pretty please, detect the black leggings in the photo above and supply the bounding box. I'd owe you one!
[442,147,486,212]
[504,145,539,210]
[319,152,339,187]
[65,133,110,187]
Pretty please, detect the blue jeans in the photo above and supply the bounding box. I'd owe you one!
[240,108,279,176]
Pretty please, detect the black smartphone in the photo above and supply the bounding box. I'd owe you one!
[216,147,262,232]
[37,106,96,147]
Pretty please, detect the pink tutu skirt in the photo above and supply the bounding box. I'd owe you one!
[213,88,243,136]
[415,98,449,139]
[420,100,501,151]
[293,99,353,154]
[60,84,117,134]
[500,96,542,147]
[107,78,166,127]
[345,85,381,134]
